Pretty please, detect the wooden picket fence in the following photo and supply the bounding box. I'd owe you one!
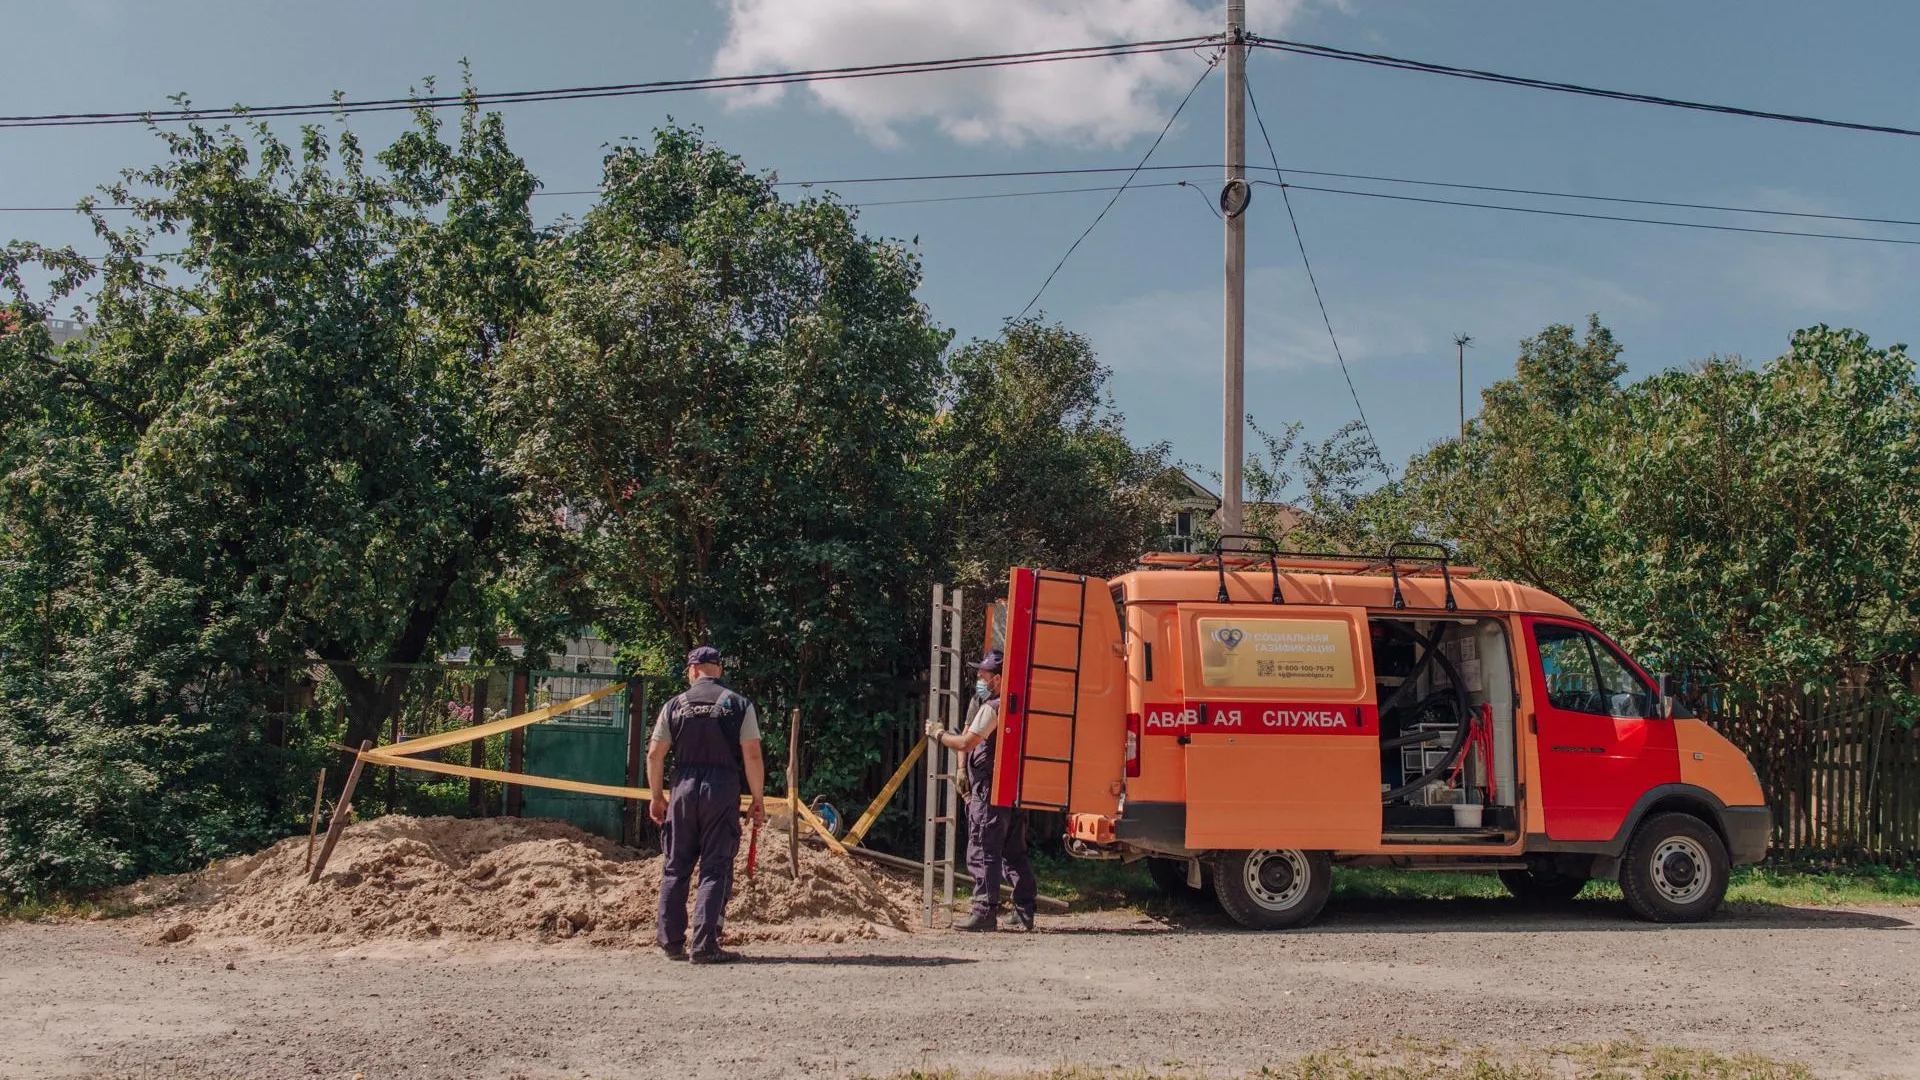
[1707,686,1920,864]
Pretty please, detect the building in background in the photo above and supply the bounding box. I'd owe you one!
[1161,469,1302,551]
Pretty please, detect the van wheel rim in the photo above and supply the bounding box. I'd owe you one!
[1244,850,1310,911]
[1650,837,1711,904]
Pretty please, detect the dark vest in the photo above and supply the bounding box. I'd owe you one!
[967,697,1001,793]
[666,678,748,783]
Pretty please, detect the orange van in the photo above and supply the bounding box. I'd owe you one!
[989,541,1771,928]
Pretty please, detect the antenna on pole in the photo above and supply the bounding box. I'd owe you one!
[1220,0,1249,542]
[1454,332,1474,439]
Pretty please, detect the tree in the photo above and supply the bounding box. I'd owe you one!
[935,319,1180,593]
[1395,314,1624,600]
[1392,317,1920,690]
[1594,328,1920,686]
[1234,416,1397,553]
[0,96,568,895]
[489,126,947,799]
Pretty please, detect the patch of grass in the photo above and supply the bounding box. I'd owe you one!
[1725,865,1920,906]
[1030,851,1161,906]
[867,1041,1820,1079]
[1030,853,1920,911]
[1330,867,1513,901]
[0,894,136,921]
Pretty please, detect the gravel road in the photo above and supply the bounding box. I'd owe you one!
[5,899,1917,1079]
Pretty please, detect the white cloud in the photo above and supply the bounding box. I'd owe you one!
[711,0,1304,146]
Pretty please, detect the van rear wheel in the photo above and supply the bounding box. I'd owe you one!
[1620,812,1729,923]
[1146,857,1210,897]
[1210,849,1332,930]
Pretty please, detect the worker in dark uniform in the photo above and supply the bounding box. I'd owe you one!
[648,645,766,963]
[926,648,1036,931]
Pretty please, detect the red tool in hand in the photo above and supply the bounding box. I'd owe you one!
[746,818,761,880]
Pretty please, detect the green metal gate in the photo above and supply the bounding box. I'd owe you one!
[522,671,639,841]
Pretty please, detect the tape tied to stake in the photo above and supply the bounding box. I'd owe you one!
[359,679,769,810]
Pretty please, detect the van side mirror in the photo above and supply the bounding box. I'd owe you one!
[1659,694,1696,720]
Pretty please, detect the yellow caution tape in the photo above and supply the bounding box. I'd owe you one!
[382,679,631,757]
[360,749,774,812]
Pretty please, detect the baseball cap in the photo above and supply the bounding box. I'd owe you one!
[967,649,1004,674]
[686,645,723,667]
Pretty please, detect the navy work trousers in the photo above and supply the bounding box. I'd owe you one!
[657,766,741,955]
[966,782,1036,921]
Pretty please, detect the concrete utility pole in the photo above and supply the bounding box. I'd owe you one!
[1220,0,1249,539]
[1454,333,1474,439]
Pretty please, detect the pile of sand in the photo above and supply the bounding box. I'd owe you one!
[125,815,919,948]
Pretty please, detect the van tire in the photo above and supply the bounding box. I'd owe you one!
[1499,866,1589,905]
[1620,812,1729,923]
[1146,857,1210,897]
[1210,849,1332,930]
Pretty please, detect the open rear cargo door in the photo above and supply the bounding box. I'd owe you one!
[991,568,1126,816]
[1176,604,1381,851]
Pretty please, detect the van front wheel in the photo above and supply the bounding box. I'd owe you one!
[1620,812,1729,923]
[1210,849,1332,930]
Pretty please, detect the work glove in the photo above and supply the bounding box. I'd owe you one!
[924,720,946,746]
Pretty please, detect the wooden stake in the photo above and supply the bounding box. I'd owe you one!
[308,741,371,885]
[304,768,327,871]
[787,707,800,880]
[468,676,490,819]
[506,670,527,817]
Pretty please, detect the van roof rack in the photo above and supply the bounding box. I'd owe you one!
[1137,536,1471,611]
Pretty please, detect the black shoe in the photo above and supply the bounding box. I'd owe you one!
[1009,909,1035,932]
[688,948,741,965]
[952,910,997,931]
[662,944,688,961]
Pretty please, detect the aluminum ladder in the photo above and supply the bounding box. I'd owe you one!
[921,584,964,928]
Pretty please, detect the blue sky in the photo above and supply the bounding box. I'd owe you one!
[7,1,1919,483]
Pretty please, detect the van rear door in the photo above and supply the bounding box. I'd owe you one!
[1175,604,1381,851]
[991,568,1126,817]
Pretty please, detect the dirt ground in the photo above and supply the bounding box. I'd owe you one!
[5,898,1918,1080]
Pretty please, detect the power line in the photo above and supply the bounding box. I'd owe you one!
[846,181,1189,208]
[1243,71,1385,472]
[1256,181,1920,247]
[0,37,1218,130]
[26,177,1920,250]
[22,176,1920,251]
[769,164,1217,188]
[1252,35,1920,140]
[17,163,1919,231]
[1014,54,1219,322]
[1259,167,1920,229]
